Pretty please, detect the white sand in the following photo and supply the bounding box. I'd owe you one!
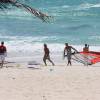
[0,59,100,100]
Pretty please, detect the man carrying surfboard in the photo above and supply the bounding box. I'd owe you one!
[43,44,55,66]
[63,43,78,66]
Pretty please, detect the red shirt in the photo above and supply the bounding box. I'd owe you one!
[0,45,6,53]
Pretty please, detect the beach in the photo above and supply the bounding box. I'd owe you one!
[0,55,100,100]
[0,0,100,99]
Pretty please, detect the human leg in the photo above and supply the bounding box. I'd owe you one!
[67,54,72,66]
[0,55,5,68]
[43,56,47,66]
[48,56,55,66]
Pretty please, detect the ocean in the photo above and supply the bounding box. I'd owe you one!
[0,0,100,57]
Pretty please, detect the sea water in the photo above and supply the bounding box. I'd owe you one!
[0,0,100,57]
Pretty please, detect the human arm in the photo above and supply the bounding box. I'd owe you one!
[63,48,66,59]
[4,46,7,53]
[4,46,7,57]
[88,45,89,49]
[71,46,78,53]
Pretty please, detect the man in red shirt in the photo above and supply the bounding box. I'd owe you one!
[0,41,7,68]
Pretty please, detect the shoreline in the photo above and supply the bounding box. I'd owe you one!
[6,44,100,57]
[4,54,100,68]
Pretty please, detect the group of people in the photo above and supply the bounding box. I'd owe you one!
[43,43,89,66]
[0,41,89,68]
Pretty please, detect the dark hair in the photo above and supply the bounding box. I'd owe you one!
[44,43,47,47]
[85,44,87,47]
[65,43,68,46]
[1,41,4,45]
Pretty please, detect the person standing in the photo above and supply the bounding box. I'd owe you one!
[0,41,7,68]
[43,44,55,66]
[83,44,89,66]
[83,44,89,52]
[63,43,77,66]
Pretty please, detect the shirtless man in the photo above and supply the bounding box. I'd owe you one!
[43,44,54,66]
[83,44,89,66]
[63,43,77,66]
[83,44,89,52]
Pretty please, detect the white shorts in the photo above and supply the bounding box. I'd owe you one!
[0,54,5,61]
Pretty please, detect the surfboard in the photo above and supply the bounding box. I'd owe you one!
[28,61,41,65]
[27,61,41,69]
[0,61,15,64]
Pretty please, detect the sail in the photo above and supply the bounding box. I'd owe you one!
[74,51,100,65]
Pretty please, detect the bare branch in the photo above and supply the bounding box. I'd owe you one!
[0,0,52,22]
